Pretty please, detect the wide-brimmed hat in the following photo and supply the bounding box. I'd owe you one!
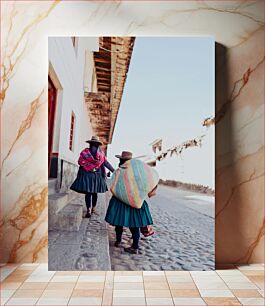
[115,151,133,160]
[86,136,102,145]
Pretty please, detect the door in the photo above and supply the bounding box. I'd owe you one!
[48,76,57,176]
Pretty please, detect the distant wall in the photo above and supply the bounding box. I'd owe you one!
[159,179,214,195]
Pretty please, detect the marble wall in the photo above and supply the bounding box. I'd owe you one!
[215,27,264,263]
[0,1,264,263]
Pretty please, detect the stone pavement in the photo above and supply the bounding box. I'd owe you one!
[108,185,215,271]
[48,185,214,271]
[48,193,111,271]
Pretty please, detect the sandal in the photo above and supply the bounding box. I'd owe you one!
[143,230,154,237]
[124,247,139,254]
[114,241,121,247]
[85,209,91,218]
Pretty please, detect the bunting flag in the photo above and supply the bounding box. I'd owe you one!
[151,139,163,153]
[156,134,207,161]
[203,116,215,128]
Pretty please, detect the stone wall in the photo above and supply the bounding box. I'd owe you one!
[57,159,79,194]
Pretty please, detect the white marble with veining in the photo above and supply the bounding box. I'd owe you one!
[0,0,264,264]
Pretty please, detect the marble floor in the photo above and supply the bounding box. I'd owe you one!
[0,263,264,305]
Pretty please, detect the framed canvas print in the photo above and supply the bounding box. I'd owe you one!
[48,36,215,271]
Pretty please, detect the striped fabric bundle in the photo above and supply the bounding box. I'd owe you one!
[110,159,159,209]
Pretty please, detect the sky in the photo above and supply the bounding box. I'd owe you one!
[107,37,214,177]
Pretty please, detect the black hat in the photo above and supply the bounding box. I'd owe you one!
[115,151,133,160]
[86,136,102,145]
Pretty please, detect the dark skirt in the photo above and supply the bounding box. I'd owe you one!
[105,196,153,228]
[70,167,108,194]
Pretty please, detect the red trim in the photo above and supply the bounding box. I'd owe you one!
[69,111,75,151]
[48,76,57,176]
[51,152,59,157]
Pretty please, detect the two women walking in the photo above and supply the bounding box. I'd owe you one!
[70,136,157,254]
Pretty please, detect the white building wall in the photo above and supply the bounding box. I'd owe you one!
[48,37,99,165]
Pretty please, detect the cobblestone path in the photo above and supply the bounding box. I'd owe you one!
[108,185,214,271]
[48,194,111,271]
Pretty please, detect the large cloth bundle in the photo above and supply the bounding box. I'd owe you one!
[110,159,159,209]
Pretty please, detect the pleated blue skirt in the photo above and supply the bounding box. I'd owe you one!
[70,167,108,194]
[105,196,153,228]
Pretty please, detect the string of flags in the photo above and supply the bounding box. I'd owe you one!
[156,134,206,161]
[154,116,215,162]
